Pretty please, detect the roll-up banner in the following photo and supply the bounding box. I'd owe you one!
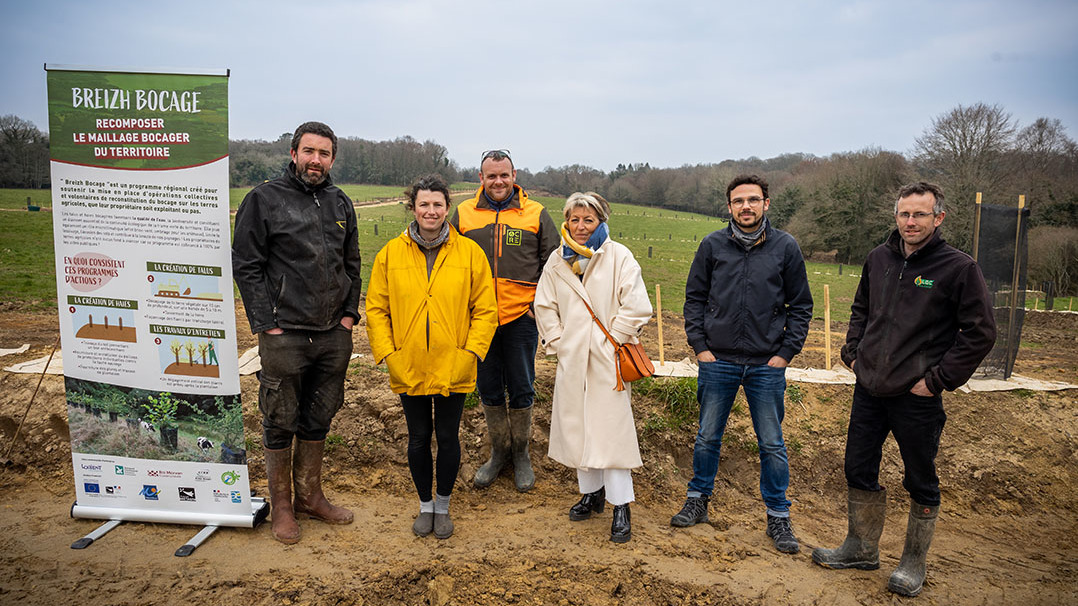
[45,65,257,527]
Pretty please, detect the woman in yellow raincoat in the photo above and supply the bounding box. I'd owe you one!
[366,174,497,539]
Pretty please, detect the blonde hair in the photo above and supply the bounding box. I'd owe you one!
[563,191,610,223]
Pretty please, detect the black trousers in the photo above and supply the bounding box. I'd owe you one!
[400,393,466,502]
[844,383,947,506]
[257,326,353,449]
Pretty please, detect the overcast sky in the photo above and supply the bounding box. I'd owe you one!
[3,0,1076,172]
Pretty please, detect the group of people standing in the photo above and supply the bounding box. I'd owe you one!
[232,122,996,599]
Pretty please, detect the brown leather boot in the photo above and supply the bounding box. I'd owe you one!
[292,439,354,524]
[265,446,300,544]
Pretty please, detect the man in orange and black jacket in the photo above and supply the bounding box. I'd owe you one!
[450,150,559,493]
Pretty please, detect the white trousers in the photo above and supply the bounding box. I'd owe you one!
[576,468,634,506]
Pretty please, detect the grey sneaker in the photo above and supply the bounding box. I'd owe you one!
[433,513,454,539]
[670,495,709,527]
[412,512,434,537]
[767,514,800,553]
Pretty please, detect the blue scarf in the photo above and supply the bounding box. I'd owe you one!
[561,222,609,275]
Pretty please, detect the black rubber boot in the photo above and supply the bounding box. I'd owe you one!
[473,404,511,488]
[888,501,939,597]
[812,487,887,569]
[508,406,535,492]
[610,504,631,543]
[569,487,606,521]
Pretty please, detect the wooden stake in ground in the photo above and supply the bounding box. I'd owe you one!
[3,335,60,463]
[656,284,664,365]
[824,284,832,370]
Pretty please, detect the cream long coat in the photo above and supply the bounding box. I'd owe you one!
[534,239,653,470]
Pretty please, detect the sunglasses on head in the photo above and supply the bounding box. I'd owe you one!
[481,149,512,162]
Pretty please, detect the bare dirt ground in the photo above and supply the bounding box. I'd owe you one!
[0,302,1075,605]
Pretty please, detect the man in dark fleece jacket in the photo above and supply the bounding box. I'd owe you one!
[233,122,361,544]
[812,182,996,598]
[671,174,813,556]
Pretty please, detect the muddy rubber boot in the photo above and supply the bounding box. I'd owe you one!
[813,487,887,569]
[508,406,535,492]
[473,404,511,488]
[265,446,300,544]
[888,501,938,597]
[292,439,354,524]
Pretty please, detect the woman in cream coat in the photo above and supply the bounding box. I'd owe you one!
[534,191,652,543]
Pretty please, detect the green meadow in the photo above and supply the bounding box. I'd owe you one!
[3,188,1070,322]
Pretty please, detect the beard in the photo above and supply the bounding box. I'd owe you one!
[295,162,327,186]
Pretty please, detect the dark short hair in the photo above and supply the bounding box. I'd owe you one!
[896,182,945,214]
[404,174,451,211]
[726,174,769,202]
[291,121,337,158]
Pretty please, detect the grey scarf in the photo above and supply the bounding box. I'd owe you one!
[408,221,450,249]
[731,217,768,250]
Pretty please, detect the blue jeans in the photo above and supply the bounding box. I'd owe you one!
[476,313,538,410]
[688,358,792,516]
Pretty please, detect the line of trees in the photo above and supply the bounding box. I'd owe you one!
[4,103,1075,292]
[518,104,1078,292]
[229,133,460,187]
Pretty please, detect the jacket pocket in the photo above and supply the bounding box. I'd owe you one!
[385,350,409,389]
[451,348,477,386]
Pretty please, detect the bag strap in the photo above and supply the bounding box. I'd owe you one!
[578,296,628,391]
[579,297,620,350]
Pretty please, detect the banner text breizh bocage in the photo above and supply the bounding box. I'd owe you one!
[46,65,257,527]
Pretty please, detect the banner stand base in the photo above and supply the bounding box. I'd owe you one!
[69,497,270,553]
[70,518,123,549]
[175,524,219,557]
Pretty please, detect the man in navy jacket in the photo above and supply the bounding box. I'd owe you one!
[812,182,996,598]
[672,174,813,555]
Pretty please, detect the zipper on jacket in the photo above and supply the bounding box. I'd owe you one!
[492,209,502,308]
[272,275,286,325]
[314,190,333,324]
[878,259,909,376]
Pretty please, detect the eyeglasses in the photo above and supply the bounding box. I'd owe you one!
[729,196,765,207]
[896,212,936,221]
[481,149,512,162]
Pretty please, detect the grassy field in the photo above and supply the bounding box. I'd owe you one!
[0,210,56,308]
[2,188,1072,323]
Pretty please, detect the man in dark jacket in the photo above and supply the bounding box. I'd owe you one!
[672,174,813,555]
[233,121,361,544]
[812,182,996,598]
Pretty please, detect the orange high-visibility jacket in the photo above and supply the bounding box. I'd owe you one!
[450,185,560,325]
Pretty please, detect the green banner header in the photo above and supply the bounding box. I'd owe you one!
[47,69,228,170]
[149,324,227,339]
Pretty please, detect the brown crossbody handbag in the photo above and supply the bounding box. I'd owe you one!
[579,298,654,391]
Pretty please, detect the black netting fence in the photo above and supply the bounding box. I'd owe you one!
[974,203,1030,379]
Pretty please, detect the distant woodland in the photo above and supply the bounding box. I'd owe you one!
[4,103,1075,292]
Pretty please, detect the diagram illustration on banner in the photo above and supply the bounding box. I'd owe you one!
[46,64,265,553]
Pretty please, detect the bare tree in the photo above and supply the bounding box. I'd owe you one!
[0,115,49,188]
[914,103,1017,250]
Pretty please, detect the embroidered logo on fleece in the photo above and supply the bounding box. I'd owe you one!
[505,228,523,246]
[336,220,346,229]
[914,275,935,289]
